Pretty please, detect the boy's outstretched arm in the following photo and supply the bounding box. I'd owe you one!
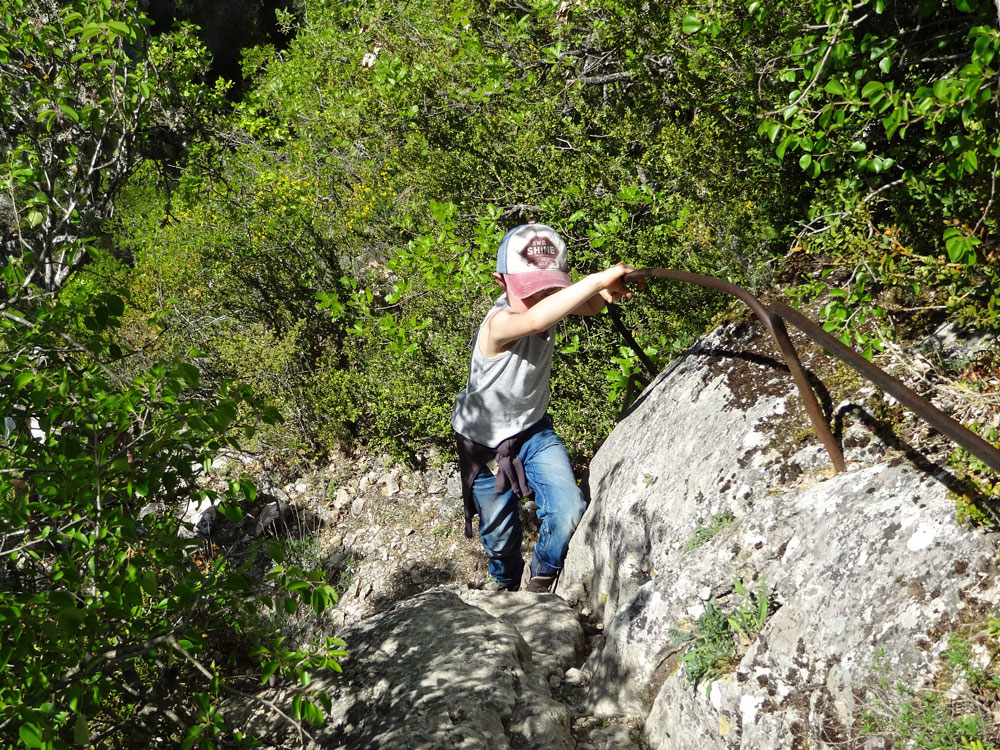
[485,263,635,353]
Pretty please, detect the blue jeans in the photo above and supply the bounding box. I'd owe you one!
[472,427,587,587]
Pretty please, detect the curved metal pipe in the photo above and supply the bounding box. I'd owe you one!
[771,300,1000,474]
[623,268,1000,475]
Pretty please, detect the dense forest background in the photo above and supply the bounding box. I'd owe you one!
[1,0,998,746]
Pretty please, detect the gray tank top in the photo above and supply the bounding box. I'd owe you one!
[451,295,555,447]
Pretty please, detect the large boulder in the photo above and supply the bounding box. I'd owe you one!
[241,588,583,749]
[560,319,1000,748]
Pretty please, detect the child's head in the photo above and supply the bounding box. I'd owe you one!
[493,223,571,303]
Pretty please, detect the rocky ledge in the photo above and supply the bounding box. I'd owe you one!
[561,319,1000,748]
[229,316,997,749]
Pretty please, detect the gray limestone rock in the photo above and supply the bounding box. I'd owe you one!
[240,589,575,750]
[254,498,289,536]
[178,497,216,538]
[350,496,365,519]
[335,487,352,510]
[561,321,1000,749]
[456,589,586,681]
[920,321,996,363]
[379,471,400,497]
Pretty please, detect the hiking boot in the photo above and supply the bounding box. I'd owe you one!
[524,573,557,593]
[484,576,519,593]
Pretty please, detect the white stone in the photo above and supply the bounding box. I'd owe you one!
[335,487,351,510]
[905,522,937,551]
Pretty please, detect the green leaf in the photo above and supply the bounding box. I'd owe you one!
[261,660,279,685]
[760,121,781,143]
[882,110,901,139]
[304,699,324,725]
[799,153,812,170]
[861,81,883,98]
[260,405,283,425]
[101,293,125,316]
[241,478,257,502]
[210,401,237,431]
[266,539,284,563]
[776,135,797,159]
[174,363,200,387]
[14,371,34,391]
[73,714,90,745]
[140,570,157,595]
[79,23,104,42]
[106,20,132,37]
[19,723,43,748]
[823,79,845,96]
[59,103,80,122]
[682,15,702,34]
[944,227,976,263]
[57,606,86,626]
[216,501,242,523]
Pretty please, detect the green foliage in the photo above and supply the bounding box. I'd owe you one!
[0,288,344,747]
[949,419,1000,527]
[0,0,226,294]
[859,633,1000,749]
[861,692,997,750]
[684,512,737,551]
[332,556,358,598]
[107,0,805,462]
[41,0,995,476]
[745,0,1000,341]
[0,4,342,746]
[670,577,770,696]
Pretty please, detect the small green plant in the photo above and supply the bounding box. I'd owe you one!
[284,535,324,570]
[685,512,736,551]
[943,636,1000,692]
[858,628,1000,748]
[333,556,358,597]
[948,420,1000,529]
[670,578,770,696]
[859,690,997,750]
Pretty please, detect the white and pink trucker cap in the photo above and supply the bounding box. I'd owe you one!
[496,223,572,299]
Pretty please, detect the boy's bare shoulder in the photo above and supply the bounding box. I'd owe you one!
[479,308,518,357]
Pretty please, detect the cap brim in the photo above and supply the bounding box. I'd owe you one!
[505,270,572,299]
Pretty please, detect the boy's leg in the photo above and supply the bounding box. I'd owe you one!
[471,467,524,589]
[520,428,587,586]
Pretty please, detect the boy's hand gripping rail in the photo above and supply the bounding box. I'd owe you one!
[622,268,1000,475]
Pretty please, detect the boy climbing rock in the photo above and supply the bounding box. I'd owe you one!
[452,223,634,592]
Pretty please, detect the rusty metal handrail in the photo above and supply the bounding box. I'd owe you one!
[623,268,1000,475]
